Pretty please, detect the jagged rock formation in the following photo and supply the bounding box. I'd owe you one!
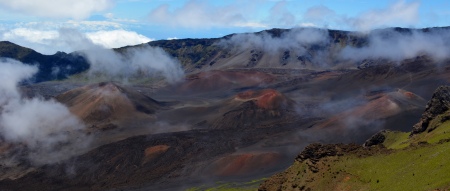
[363,130,387,147]
[411,86,450,135]
[296,143,362,164]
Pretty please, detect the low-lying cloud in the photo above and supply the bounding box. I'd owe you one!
[0,27,152,55]
[218,27,329,54]
[217,25,450,68]
[0,59,87,164]
[59,28,184,83]
[340,28,450,61]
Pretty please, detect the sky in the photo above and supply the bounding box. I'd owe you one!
[0,0,449,54]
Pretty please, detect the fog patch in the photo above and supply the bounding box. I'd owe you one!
[218,27,330,54]
[58,28,184,84]
[340,28,450,62]
[0,59,88,165]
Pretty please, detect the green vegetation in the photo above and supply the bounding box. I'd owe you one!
[186,178,266,191]
[412,117,450,144]
[0,41,35,59]
[263,117,450,191]
[336,142,450,191]
[382,115,450,150]
[381,131,410,149]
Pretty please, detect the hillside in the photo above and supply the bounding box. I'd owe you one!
[56,82,167,131]
[0,41,89,82]
[259,86,450,191]
[2,27,450,191]
[2,27,449,83]
[118,27,448,74]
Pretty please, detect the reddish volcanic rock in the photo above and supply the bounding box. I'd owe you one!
[142,145,170,164]
[56,82,164,130]
[212,89,298,129]
[234,89,296,110]
[235,89,288,110]
[0,142,11,155]
[210,152,281,176]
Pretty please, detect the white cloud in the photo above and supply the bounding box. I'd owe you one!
[302,0,420,31]
[2,28,58,44]
[299,22,317,27]
[102,13,139,23]
[267,0,296,27]
[303,5,336,22]
[350,0,420,31]
[0,59,87,164]
[340,28,450,61]
[0,0,114,19]
[11,20,122,32]
[148,0,265,29]
[58,28,184,83]
[86,30,153,48]
[64,20,122,31]
[219,27,329,54]
[0,27,152,54]
[146,0,420,30]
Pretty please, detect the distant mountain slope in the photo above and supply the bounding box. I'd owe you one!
[0,41,89,82]
[136,28,362,72]
[259,86,450,191]
[117,27,450,73]
[2,26,449,83]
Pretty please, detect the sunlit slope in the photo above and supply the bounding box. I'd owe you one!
[259,86,450,191]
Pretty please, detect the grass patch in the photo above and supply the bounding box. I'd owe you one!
[336,141,450,191]
[266,121,450,191]
[186,178,266,191]
[382,131,410,149]
[382,118,450,150]
[412,120,450,144]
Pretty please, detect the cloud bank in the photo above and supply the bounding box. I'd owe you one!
[302,0,420,30]
[0,27,152,54]
[0,0,113,19]
[148,0,266,28]
[219,28,329,53]
[340,28,450,61]
[59,28,184,83]
[349,0,420,31]
[0,59,87,164]
[147,0,422,31]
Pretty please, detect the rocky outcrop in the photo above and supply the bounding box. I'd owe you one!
[296,143,361,164]
[411,86,450,136]
[363,130,387,147]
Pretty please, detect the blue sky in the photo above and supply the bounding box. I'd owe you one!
[0,0,449,54]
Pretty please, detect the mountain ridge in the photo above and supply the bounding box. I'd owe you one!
[0,41,89,82]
